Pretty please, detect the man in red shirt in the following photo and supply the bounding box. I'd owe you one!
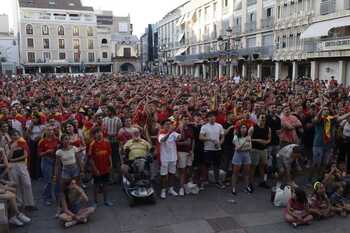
[88,127,113,207]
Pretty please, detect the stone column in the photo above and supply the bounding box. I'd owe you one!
[202,64,207,80]
[97,65,100,73]
[339,60,346,84]
[292,61,298,81]
[38,66,42,73]
[257,63,263,80]
[218,63,223,78]
[311,61,318,81]
[195,65,200,78]
[229,63,235,78]
[275,61,281,81]
[242,63,247,79]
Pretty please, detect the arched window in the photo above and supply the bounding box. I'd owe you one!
[101,38,108,44]
[42,25,49,35]
[58,25,64,35]
[87,27,93,36]
[26,24,33,35]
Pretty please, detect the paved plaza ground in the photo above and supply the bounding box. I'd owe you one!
[11,180,350,233]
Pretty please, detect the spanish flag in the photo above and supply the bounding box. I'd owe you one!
[323,116,335,144]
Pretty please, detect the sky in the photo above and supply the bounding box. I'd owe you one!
[0,0,187,37]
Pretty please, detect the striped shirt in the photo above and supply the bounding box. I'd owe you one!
[102,116,122,137]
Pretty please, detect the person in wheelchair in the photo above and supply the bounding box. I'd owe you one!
[121,129,152,182]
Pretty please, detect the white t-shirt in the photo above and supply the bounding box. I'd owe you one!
[200,123,224,151]
[233,75,240,84]
[276,144,298,167]
[341,120,350,138]
[56,146,78,166]
[158,132,180,162]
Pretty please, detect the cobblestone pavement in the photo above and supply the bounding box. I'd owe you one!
[12,181,350,233]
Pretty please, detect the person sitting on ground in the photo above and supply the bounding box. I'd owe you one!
[58,179,95,228]
[0,184,31,227]
[329,184,350,217]
[322,163,347,197]
[308,182,334,219]
[275,144,303,187]
[121,129,152,180]
[284,187,313,228]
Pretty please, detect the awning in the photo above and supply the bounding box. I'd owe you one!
[177,32,185,42]
[301,16,350,39]
[175,47,188,56]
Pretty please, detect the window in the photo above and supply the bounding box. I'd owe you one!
[123,47,131,58]
[102,52,108,59]
[88,52,95,62]
[73,39,80,49]
[27,52,35,63]
[26,24,33,34]
[58,25,64,35]
[101,38,108,44]
[42,25,49,35]
[247,37,256,48]
[59,39,65,49]
[88,40,94,49]
[73,26,79,36]
[43,38,50,49]
[250,12,255,22]
[87,27,93,36]
[59,52,66,60]
[266,8,272,17]
[118,22,129,32]
[74,52,80,62]
[224,0,228,7]
[213,3,217,18]
[27,38,34,48]
[43,52,50,61]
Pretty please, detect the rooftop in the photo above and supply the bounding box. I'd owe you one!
[18,0,94,11]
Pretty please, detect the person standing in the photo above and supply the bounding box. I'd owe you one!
[266,105,281,174]
[88,127,113,207]
[158,119,182,199]
[249,113,271,191]
[102,106,122,182]
[199,112,225,189]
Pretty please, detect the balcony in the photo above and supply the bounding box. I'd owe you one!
[247,0,257,6]
[261,17,274,30]
[245,22,256,33]
[320,0,336,15]
[304,36,350,53]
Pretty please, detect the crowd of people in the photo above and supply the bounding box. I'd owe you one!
[0,72,350,228]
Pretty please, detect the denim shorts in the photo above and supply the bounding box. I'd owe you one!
[232,151,251,166]
[62,164,80,179]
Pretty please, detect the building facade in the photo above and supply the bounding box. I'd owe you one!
[155,0,350,84]
[15,0,139,74]
[0,15,19,75]
[140,24,159,72]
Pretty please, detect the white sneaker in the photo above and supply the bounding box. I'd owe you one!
[9,216,24,226]
[17,213,31,224]
[64,220,77,228]
[179,188,185,196]
[160,189,166,199]
[168,187,178,196]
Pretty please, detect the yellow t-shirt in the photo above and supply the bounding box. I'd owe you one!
[124,139,151,161]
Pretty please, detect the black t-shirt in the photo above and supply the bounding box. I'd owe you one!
[191,124,204,154]
[302,115,315,147]
[223,122,234,151]
[252,125,270,150]
[267,114,281,146]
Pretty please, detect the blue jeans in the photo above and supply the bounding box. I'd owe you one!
[41,157,54,201]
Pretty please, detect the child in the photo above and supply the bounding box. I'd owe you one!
[308,182,334,219]
[284,187,313,228]
[88,127,113,206]
[330,184,350,217]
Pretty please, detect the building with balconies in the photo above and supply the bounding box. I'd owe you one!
[274,0,350,84]
[156,0,275,80]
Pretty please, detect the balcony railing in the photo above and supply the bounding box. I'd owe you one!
[54,16,66,20]
[304,36,350,52]
[247,0,257,6]
[320,0,336,15]
[261,17,274,29]
[245,22,256,33]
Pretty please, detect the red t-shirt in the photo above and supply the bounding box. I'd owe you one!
[38,137,59,159]
[89,139,112,175]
